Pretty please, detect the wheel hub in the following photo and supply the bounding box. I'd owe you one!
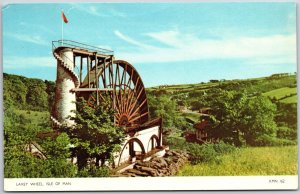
[119,114,129,126]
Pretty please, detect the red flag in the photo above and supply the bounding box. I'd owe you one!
[61,11,68,23]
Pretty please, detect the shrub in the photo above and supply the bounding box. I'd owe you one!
[277,126,297,140]
[44,159,77,178]
[4,146,76,178]
[165,136,186,150]
[254,135,297,146]
[212,141,236,154]
[77,166,110,177]
[186,143,217,164]
[166,138,237,164]
[61,97,125,170]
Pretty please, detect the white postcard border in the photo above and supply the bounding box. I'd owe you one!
[4,176,298,191]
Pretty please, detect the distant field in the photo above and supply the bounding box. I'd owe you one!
[178,146,298,176]
[263,87,297,100]
[15,109,49,125]
[148,82,219,93]
[148,78,259,90]
[147,76,296,100]
[280,95,297,104]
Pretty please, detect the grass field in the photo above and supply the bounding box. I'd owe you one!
[148,82,219,93]
[280,95,297,104]
[147,76,296,100]
[263,87,297,100]
[15,109,49,125]
[177,146,298,176]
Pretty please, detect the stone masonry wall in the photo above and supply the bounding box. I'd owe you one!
[115,150,189,177]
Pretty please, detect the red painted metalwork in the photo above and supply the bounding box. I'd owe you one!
[81,60,149,128]
[51,41,153,130]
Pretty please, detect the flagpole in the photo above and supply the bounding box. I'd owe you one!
[61,10,64,46]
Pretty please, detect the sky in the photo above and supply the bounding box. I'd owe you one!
[2,3,297,87]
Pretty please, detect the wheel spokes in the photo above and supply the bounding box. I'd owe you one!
[89,60,149,127]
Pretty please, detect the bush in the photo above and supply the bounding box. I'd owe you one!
[166,138,237,164]
[254,135,297,146]
[4,147,76,178]
[77,166,110,177]
[277,126,297,140]
[44,159,77,178]
[212,141,236,154]
[165,136,186,150]
[186,143,217,164]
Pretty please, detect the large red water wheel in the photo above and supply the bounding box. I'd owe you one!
[86,60,149,128]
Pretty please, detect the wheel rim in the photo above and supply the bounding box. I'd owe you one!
[86,60,149,127]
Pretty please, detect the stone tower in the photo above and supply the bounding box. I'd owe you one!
[52,47,79,126]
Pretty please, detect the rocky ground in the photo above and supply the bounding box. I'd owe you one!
[115,150,189,177]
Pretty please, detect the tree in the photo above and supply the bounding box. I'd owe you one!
[39,133,77,177]
[45,80,56,112]
[147,94,188,138]
[207,90,277,146]
[3,76,27,109]
[25,79,48,111]
[190,99,206,111]
[242,96,277,145]
[148,95,186,128]
[4,102,76,178]
[4,103,37,146]
[210,79,219,83]
[206,90,245,145]
[3,73,54,111]
[60,97,125,170]
[275,102,297,129]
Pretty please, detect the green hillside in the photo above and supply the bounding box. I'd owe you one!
[3,72,298,178]
[280,95,297,104]
[147,74,297,116]
[147,73,297,148]
[263,87,297,100]
[14,109,50,126]
[148,74,297,99]
[3,73,55,111]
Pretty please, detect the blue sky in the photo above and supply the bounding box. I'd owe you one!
[3,3,297,87]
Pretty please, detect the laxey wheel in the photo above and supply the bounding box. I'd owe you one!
[84,60,149,128]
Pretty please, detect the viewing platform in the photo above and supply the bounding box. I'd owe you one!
[52,40,114,59]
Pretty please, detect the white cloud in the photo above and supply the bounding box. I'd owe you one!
[5,33,49,46]
[72,5,107,17]
[66,6,75,14]
[114,30,154,49]
[4,56,55,69]
[19,22,55,35]
[114,30,296,66]
[74,5,126,18]
[96,45,113,51]
[88,6,107,17]
[110,8,127,18]
[146,30,184,47]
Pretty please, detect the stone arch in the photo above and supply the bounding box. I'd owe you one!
[147,135,159,152]
[118,138,146,166]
